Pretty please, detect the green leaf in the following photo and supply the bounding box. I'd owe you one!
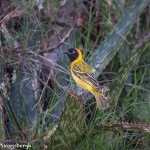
[88,0,149,76]
[48,95,84,149]
[110,34,150,100]
[0,100,5,139]
[10,67,37,128]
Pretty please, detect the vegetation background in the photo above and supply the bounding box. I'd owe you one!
[0,0,150,149]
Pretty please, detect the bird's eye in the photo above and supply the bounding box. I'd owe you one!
[72,50,75,54]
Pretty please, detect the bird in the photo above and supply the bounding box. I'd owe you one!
[64,48,107,109]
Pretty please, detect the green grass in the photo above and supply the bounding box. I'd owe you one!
[0,0,149,149]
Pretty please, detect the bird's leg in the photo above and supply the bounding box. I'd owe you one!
[68,91,82,99]
[101,85,112,101]
[102,85,110,93]
[102,86,112,100]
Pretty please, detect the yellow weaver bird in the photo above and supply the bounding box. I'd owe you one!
[64,48,107,109]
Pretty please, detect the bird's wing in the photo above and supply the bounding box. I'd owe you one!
[72,61,100,90]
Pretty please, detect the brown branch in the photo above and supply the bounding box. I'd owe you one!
[0,8,23,25]
[37,27,74,54]
[91,122,150,134]
[1,23,20,48]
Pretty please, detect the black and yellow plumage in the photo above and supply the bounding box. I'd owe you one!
[65,48,107,109]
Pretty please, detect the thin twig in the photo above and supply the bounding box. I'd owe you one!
[125,83,150,92]
[32,72,51,110]
[92,122,150,133]
[0,8,23,25]
[37,27,74,54]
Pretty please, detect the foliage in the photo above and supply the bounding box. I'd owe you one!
[0,0,150,149]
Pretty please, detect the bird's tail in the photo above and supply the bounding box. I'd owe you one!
[93,90,108,109]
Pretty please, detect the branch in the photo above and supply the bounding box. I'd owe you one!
[90,122,150,134]
[37,27,74,54]
[0,8,23,25]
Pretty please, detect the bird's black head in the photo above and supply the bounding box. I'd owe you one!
[64,48,79,62]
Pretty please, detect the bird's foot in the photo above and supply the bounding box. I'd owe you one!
[68,91,82,99]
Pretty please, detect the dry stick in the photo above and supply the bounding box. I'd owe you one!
[37,27,74,54]
[32,73,51,110]
[1,23,20,48]
[31,27,74,103]
[125,83,150,93]
[0,4,12,21]
[29,51,68,73]
[0,8,23,49]
[0,9,23,25]
[93,122,150,133]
